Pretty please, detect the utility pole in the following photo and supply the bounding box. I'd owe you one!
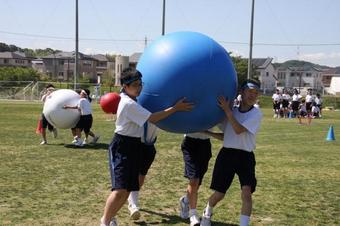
[74,0,79,90]
[247,0,255,80]
[162,0,166,35]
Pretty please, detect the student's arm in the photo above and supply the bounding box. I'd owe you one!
[218,96,247,135]
[148,97,194,124]
[63,105,78,110]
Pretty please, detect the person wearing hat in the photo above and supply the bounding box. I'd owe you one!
[201,79,263,226]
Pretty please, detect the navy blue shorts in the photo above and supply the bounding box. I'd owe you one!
[181,136,212,185]
[139,143,156,176]
[108,133,141,191]
[41,113,54,131]
[75,114,93,133]
[210,148,257,193]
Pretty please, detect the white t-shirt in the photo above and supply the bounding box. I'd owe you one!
[272,93,281,102]
[282,94,291,101]
[314,97,322,105]
[115,93,151,137]
[78,98,92,115]
[222,107,262,152]
[311,105,320,113]
[292,94,302,101]
[185,132,210,140]
[305,94,314,103]
[141,122,158,144]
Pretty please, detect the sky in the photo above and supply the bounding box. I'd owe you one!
[1,0,339,67]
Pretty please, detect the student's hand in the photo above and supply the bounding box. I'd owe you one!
[173,97,194,112]
[218,96,232,114]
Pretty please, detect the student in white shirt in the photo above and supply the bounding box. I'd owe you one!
[40,84,57,144]
[201,80,263,226]
[272,89,282,118]
[305,90,314,113]
[100,67,194,226]
[291,89,302,117]
[63,89,99,146]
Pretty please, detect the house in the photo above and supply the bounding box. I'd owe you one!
[114,52,142,86]
[276,65,323,95]
[323,68,340,95]
[252,58,276,94]
[0,51,32,68]
[41,52,98,81]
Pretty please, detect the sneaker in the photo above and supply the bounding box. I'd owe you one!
[179,195,189,219]
[75,139,84,147]
[128,204,141,220]
[52,128,58,138]
[91,135,100,144]
[82,139,87,145]
[72,137,78,144]
[200,211,212,226]
[190,214,200,226]
[40,140,47,145]
[100,217,117,226]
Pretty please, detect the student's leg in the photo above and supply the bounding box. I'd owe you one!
[102,189,129,225]
[187,178,200,209]
[240,186,252,226]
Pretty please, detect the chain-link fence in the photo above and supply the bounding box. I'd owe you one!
[0,81,112,101]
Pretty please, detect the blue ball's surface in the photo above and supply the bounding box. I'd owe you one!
[137,31,237,133]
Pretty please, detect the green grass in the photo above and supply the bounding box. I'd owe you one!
[0,101,339,226]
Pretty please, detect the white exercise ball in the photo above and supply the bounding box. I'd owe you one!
[43,89,80,129]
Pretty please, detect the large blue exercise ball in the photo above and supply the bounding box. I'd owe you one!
[137,31,237,133]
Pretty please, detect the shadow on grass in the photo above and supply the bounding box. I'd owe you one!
[135,209,237,226]
[61,142,109,150]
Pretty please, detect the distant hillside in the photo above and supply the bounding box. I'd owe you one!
[0,42,60,58]
[273,60,332,69]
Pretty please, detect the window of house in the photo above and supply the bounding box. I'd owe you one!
[290,72,295,77]
[4,59,8,64]
[266,72,269,77]
[306,73,312,77]
[59,60,64,65]
[58,72,64,76]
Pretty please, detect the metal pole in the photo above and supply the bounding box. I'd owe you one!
[162,0,166,35]
[247,0,255,80]
[74,0,79,90]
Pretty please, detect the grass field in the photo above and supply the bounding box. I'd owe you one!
[0,100,339,226]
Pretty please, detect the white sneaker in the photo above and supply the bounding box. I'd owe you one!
[128,204,141,220]
[52,128,58,138]
[100,217,117,226]
[200,210,212,226]
[190,214,200,226]
[82,139,87,145]
[75,139,83,147]
[179,195,189,219]
[72,137,78,144]
[91,135,100,144]
[40,140,47,145]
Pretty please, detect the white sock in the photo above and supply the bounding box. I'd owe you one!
[204,202,213,216]
[190,209,197,217]
[128,191,139,207]
[240,214,250,226]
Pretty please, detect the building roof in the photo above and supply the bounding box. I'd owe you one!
[251,58,273,68]
[277,65,322,72]
[129,52,142,63]
[42,51,93,60]
[322,67,340,75]
[91,54,108,62]
[0,51,30,59]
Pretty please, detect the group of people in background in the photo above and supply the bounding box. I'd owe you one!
[272,88,323,124]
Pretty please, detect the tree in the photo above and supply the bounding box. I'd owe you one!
[231,55,248,87]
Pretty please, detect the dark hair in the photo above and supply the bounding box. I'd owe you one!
[46,84,55,89]
[120,67,142,85]
[82,88,92,102]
